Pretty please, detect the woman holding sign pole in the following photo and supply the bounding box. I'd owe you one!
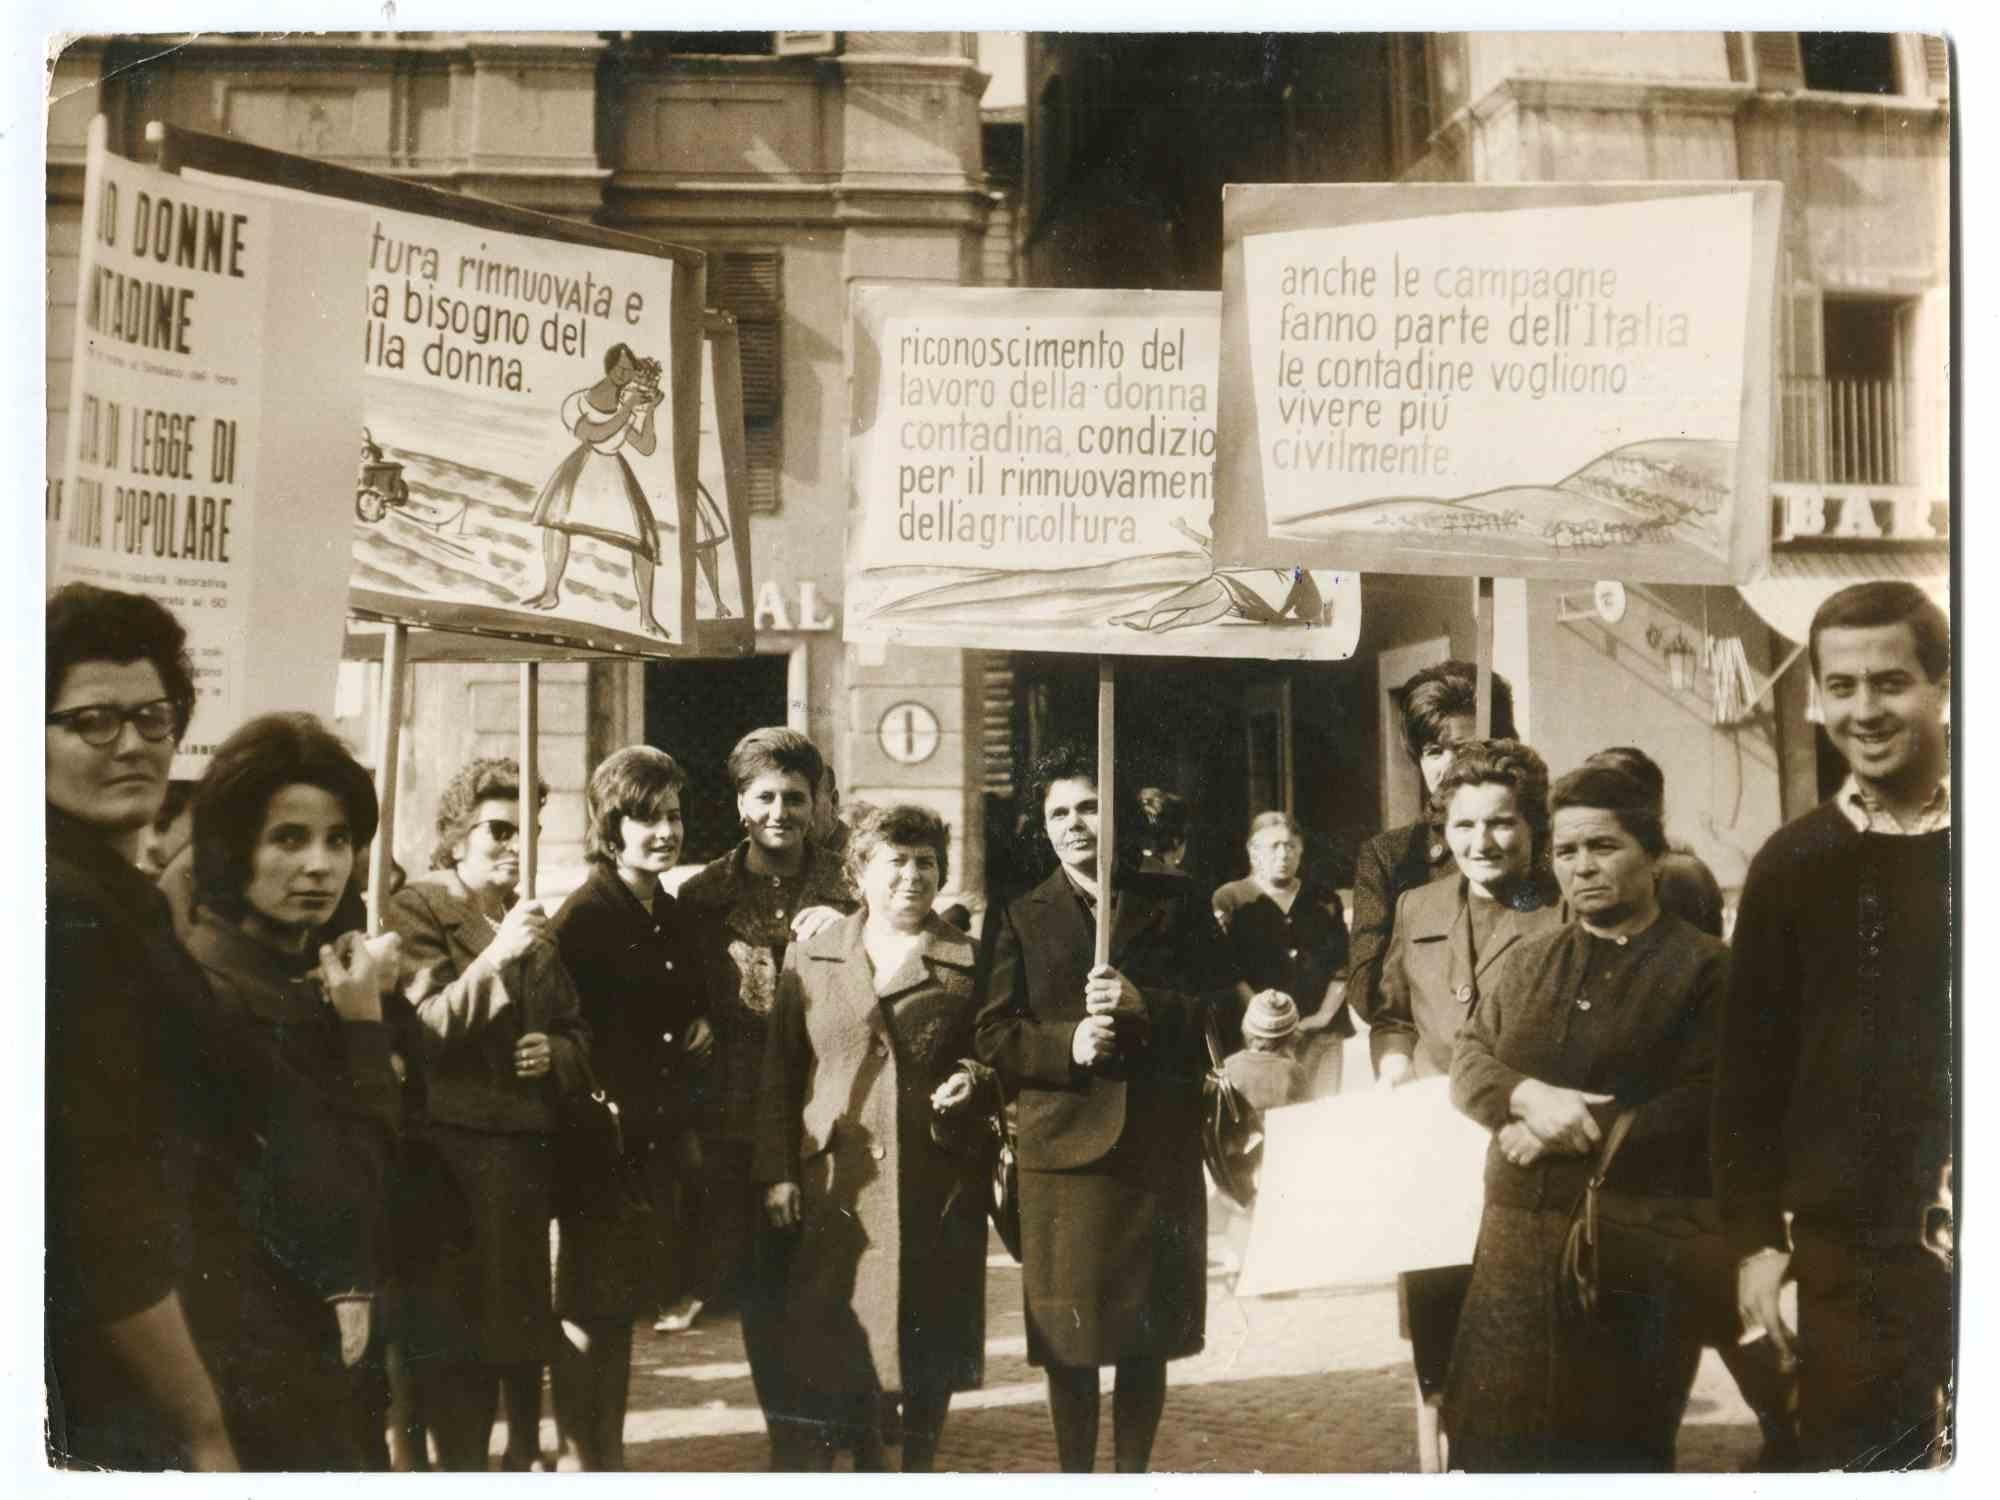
[974,742,1234,1473]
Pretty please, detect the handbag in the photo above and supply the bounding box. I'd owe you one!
[989,1100,1023,1263]
[552,1056,627,1219]
[1199,1006,1259,1212]
[1559,1109,1728,1323]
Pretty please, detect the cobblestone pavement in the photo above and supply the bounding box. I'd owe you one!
[502,1235,1761,1474]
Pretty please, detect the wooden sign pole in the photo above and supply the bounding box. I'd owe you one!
[366,622,409,934]
[1094,657,1116,968]
[1474,576,1496,738]
[519,661,540,903]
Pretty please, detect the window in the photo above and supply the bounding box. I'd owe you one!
[1799,33,1900,94]
[1820,297,1912,485]
[1387,34,1439,173]
[705,248,784,514]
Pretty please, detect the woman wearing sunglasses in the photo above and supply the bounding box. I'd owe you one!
[383,758,589,1470]
[45,584,237,1470]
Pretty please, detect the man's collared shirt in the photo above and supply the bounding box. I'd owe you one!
[1837,772,1952,836]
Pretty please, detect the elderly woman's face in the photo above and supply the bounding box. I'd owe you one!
[454,795,526,897]
[47,659,176,836]
[859,839,942,933]
[1551,806,1658,926]
[1418,713,1478,797]
[738,770,813,853]
[1444,780,1531,897]
[1248,825,1303,887]
[243,783,354,940]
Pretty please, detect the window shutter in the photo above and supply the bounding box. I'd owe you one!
[1753,33,1805,91]
[1922,35,1950,98]
[707,249,783,514]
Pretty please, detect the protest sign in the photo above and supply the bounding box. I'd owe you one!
[54,121,364,776]
[847,285,1359,658]
[1235,1077,1491,1297]
[694,312,753,636]
[165,126,725,659]
[1216,182,1781,584]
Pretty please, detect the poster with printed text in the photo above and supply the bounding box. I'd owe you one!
[695,313,752,636]
[177,129,719,658]
[1216,182,1781,584]
[847,286,1360,658]
[55,122,363,777]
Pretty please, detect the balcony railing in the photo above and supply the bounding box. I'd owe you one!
[1777,375,1912,486]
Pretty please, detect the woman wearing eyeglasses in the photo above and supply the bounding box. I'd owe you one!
[45,584,237,1471]
[383,758,590,1470]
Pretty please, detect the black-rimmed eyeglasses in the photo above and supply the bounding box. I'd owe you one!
[46,698,180,748]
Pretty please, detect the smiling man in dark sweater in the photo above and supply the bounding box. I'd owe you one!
[1713,580,1953,1472]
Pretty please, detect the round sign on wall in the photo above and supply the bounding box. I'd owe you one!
[878,701,941,765]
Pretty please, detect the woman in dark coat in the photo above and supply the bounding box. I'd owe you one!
[176,714,404,1470]
[756,804,994,1471]
[44,584,235,1471]
[1348,661,1516,1049]
[974,742,1234,1473]
[1445,765,1730,1472]
[383,757,590,1470]
[546,747,714,1470]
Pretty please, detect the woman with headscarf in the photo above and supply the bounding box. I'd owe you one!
[1445,765,1732,1471]
[45,584,235,1470]
[756,804,994,1471]
[176,714,403,1469]
[383,758,589,1470]
[545,747,714,1470]
[974,741,1235,1473]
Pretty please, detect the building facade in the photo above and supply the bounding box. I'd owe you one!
[47,30,1010,901]
[1019,31,1950,899]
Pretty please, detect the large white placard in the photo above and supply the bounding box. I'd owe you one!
[54,122,364,776]
[1235,1077,1492,1298]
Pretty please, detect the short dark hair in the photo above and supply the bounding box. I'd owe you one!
[1808,581,1950,683]
[585,746,688,866]
[47,584,197,739]
[1583,746,1666,815]
[845,802,952,892]
[192,713,379,921]
[1549,764,1668,858]
[1393,659,1517,763]
[1028,740,1142,872]
[726,726,824,797]
[1435,738,1551,862]
[431,757,548,871]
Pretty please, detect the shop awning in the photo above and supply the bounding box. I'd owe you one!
[1737,548,1951,645]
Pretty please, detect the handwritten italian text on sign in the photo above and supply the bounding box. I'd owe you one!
[847,286,1358,658]
[55,124,363,776]
[1216,183,1780,584]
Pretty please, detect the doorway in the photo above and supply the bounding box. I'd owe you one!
[645,655,790,864]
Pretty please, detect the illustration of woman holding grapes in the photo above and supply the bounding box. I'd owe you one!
[522,342,672,637]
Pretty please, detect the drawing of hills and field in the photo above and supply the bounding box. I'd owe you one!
[347,382,694,653]
[847,533,1361,661]
[1271,437,1735,569]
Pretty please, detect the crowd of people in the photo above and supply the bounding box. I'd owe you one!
[45,576,1952,1473]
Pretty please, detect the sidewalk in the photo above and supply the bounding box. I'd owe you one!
[591,1240,1762,1474]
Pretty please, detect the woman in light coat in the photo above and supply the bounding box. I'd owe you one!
[755,804,994,1471]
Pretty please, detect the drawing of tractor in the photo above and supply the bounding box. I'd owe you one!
[355,428,411,523]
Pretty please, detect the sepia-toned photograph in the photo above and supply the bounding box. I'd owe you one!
[31,13,1963,1480]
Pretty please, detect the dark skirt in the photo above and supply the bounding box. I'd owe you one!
[1018,1121,1206,1369]
[555,1138,675,1322]
[1442,1202,1703,1472]
[402,1124,558,1366]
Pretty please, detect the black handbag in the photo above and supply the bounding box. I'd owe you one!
[1200,1007,1259,1212]
[1559,1109,1728,1323]
[989,1100,1023,1263]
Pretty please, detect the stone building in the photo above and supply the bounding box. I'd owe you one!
[47,29,1012,900]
